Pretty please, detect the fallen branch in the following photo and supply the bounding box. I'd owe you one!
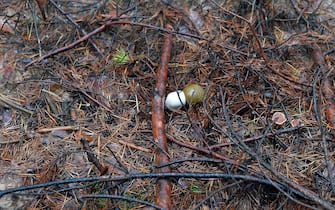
[118,139,151,153]
[49,0,103,56]
[311,44,335,129]
[151,24,173,209]
[0,172,300,198]
[81,194,165,210]
[167,134,238,165]
[0,93,34,115]
[311,44,335,194]
[209,126,301,149]
[209,0,311,87]
[24,17,247,72]
[205,85,335,210]
[80,138,108,175]
[24,25,106,68]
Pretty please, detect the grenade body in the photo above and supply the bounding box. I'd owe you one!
[182,84,205,104]
[165,90,186,111]
[165,84,205,111]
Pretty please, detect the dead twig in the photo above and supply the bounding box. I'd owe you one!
[0,93,34,115]
[310,44,335,194]
[210,0,311,87]
[24,17,247,75]
[34,0,47,20]
[311,45,335,129]
[155,157,223,168]
[0,172,298,198]
[151,23,173,210]
[209,126,301,149]
[80,138,108,175]
[207,85,335,210]
[49,0,103,57]
[36,125,79,133]
[24,25,106,69]
[118,139,151,153]
[81,194,165,210]
[167,134,238,165]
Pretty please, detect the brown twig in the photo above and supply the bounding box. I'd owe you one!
[23,19,208,70]
[167,134,238,165]
[36,125,79,133]
[206,85,335,209]
[0,172,296,198]
[34,0,47,20]
[24,17,247,74]
[80,138,108,175]
[310,44,335,194]
[118,139,151,153]
[151,24,173,210]
[209,126,301,149]
[311,44,335,129]
[49,0,103,57]
[0,93,34,115]
[24,25,106,69]
[209,0,311,87]
[78,139,123,208]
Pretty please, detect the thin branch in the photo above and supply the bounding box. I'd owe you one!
[167,134,239,165]
[80,138,107,175]
[209,0,311,87]
[24,25,106,68]
[155,157,223,168]
[311,44,335,194]
[0,93,34,115]
[24,18,246,70]
[151,23,173,210]
[0,172,299,198]
[49,0,103,57]
[81,194,165,210]
[209,126,301,149]
[204,85,335,210]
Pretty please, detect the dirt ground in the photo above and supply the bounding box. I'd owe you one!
[0,0,335,209]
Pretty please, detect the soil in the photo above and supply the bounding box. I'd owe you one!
[0,0,335,209]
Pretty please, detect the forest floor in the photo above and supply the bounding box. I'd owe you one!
[0,0,335,209]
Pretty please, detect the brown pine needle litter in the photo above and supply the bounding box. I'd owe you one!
[0,0,335,209]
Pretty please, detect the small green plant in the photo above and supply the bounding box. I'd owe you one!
[113,48,130,65]
[189,184,200,192]
[286,62,300,76]
[188,180,209,193]
[291,67,300,76]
